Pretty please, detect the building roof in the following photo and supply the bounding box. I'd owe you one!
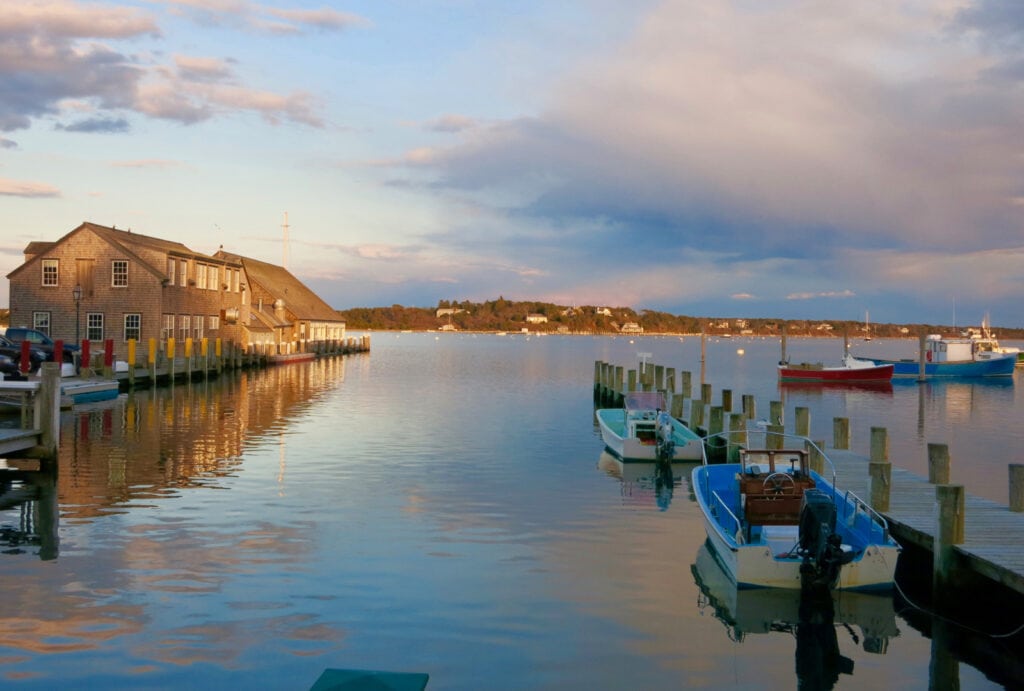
[216,251,342,323]
[7,221,238,281]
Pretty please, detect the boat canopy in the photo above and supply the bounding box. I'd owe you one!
[623,391,668,411]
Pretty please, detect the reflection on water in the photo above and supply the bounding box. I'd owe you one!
[0,336,1017,689]
[596,451,680,511]
[692,542,899,689]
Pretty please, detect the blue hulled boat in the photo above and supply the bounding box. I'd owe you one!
[853,334,1017,378]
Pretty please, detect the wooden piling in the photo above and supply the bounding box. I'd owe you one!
[869,431,891,513]
[934,484,965,596]
[766,424,785,450]
[728,413,745,462]
[701,383,712,405]
[928,443,951,484]
[37,363,61,460]
[665,367,675,395]
[627,369,637,393]
[769,400,783,426]
[833,417,850,450]
[918,332,928,382]
[808,440,825,475]
[1011,464,1024,513]
[742,394,756,420]
[689,400,704,430]
[794,406,809,437]
[721,388,732,412]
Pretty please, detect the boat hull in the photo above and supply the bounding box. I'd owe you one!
[777,363,893,383]
[857,355,1016,378]
[595,408,702,462]
[692,463,900,591]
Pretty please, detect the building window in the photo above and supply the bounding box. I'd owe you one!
[112,260,128,287]
[124,314,141,341]
[196,264,207,290]
[167,258,175,282]
[179,315,190,341]
[33,312,51,336]
[194,315,203,340]
[208,315,219,331]
[211,266,220,290]
[179,259,188,287]
[42,259,58,287]
[162,314,174,341]
[86,313,104,341]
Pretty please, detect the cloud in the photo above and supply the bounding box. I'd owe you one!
[162,0,370,35]
[0,178,61,197]
[110,159,183,169]
[0,136,15,149]
[786,290,856,301]
[424,114,478,133]
[0,0,327,133]
[56,116,131,133]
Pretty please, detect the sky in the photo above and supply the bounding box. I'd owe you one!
[2,0,1023,327]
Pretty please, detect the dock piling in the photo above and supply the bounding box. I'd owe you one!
[1011,464,1024,513]
[928,443,951,485]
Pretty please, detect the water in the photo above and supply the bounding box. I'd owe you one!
[0,333,1021,689]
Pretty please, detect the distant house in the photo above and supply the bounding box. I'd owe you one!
[6,222,247,362]
[213,251,345,356]
[620,322,644,334]
[436,308,466,318]
[595,307,612,317]
[526,313,548,324]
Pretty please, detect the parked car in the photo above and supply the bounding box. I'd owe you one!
[0,351,18,378]
[0,334,49,374]
[4,327,78,363]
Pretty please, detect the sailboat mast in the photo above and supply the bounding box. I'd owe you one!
[282,212,290,270]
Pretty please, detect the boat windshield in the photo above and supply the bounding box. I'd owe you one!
[623,391,668,412]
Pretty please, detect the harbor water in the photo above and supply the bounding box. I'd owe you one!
[0,333,1021,689]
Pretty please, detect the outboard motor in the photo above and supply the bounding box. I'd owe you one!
[655,410,675,463]
[798,489,845,589]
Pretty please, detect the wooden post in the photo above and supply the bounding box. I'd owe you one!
[627,369,637,392]
[869,427,892,513]
[767,424,785,450]
[679,371,691,399]
[769,400,783,425]
[148,337,157,384]
[701,382,712,405]
[809,440,825,475]
[928,443,950,484]
[202,337,210,380]
[689,400,704,430]
[37,363,61,460]
[654,364,664,392]
[185,337,193,379]
[742,394,756,420]
[665,367,675,395]
[167,337,176,382]
[708,405,724,438]
[721,388,732,412]
[794,407,810,437]
[103,339,114,378]
[215,338,223,373]
[934,484,965,596]
[833,417,850,450]
[728,413,746,462]
[593,360,601,392]
[1010,464,1024,513]
[613,366,623,402]
[670,393,684,419]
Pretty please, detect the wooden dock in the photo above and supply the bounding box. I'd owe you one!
[593,358,1024,601]
[828,448,1024,597]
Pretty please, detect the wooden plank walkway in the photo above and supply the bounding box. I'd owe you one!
[828,449,1024,596]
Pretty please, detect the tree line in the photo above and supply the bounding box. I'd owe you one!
[335,299,1024,338]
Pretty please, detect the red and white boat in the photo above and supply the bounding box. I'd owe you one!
[778,354,893,383]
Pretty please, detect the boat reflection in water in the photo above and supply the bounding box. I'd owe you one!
[692,542,899,689]
[596,451,684,511]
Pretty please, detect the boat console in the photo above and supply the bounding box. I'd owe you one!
[738,449,817,527]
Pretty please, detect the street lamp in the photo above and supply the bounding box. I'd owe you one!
[72,284,82,347]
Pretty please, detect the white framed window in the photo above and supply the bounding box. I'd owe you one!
[179,259,188,287]
[112,260,128,287]
[86,313,104,341]
[166,258,175,281]
[208,315,219,331]
[42,259,58,286]
[162,314,174,341]
[211,266,220,290]
[179,315,190,341]
[33,312,51,336]
[194,315,203,340]
[124,313,141,341]
[232,268,240,293]
[196,264,207,290]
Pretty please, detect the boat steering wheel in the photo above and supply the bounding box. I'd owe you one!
[762,472,796,495]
